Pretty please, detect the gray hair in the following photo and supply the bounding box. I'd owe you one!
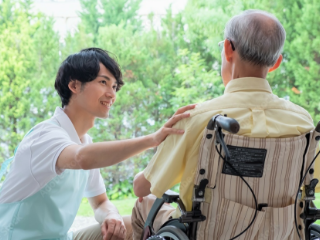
[224,10,286,67]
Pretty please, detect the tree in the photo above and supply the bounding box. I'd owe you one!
[78,0,142,44]
[0,0,60,163]
[169,49,223,108]
[279,0,320,122]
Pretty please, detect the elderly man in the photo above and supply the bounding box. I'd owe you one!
[132,9,315,239]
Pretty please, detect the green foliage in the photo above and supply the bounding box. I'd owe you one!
[78,0,142,44]
[170,49,224,107]
[100,0,142,27]
[106,179,135,200]
[0,0,60,160]
[282,0,320,121]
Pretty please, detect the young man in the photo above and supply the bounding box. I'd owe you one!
[132,10,315,239]
[0,48,195,240]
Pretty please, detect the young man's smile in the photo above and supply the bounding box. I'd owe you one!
[100,101,112,108]
[99,99,113,117]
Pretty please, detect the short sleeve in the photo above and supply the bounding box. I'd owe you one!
[144,118,191,198]
[83,169,106,198]
[30,123,76,187]
[0,122,76,203]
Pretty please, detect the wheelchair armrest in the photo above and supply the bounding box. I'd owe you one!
[163,190,189,215]
[163,189,180,203]
[144,190,180,230]
[141,190,205,240]
[144,198,165,230]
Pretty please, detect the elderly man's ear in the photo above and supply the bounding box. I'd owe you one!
[268,54,283,73]
[224,39,234,62]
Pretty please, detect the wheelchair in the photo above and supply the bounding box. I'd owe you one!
[141,115,320,240]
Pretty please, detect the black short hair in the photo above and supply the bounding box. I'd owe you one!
[55,48,124,107]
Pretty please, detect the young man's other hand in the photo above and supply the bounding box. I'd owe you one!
[101,212,126,240]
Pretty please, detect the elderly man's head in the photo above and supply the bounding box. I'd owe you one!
[221,10,286,85]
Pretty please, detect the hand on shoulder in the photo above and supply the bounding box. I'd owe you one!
[150,104,196,147]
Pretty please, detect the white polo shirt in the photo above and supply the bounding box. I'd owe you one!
[0,107,106,203]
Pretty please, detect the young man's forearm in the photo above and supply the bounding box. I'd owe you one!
[76,134,155,169]
[57,134,156,170]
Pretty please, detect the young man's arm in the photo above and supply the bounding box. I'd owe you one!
[56,104,195,170]
[88,193,128,240]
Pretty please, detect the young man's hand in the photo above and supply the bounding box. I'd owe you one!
[101,212,126,240]
[151,104,196,147]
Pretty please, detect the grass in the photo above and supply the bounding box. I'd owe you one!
[314,193,320,225]
[314,193,320,207]
[77,198,177,217]
[77,198,137,216]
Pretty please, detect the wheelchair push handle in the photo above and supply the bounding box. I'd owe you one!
[207,114,240,134]
[315,120,320,133]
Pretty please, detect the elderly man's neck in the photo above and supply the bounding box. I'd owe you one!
[231,61,269,80]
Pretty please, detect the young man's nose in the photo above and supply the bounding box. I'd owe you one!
[105,88,116,99]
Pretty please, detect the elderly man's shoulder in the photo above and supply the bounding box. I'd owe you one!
[188,95,227,117]
[271,94,313,121]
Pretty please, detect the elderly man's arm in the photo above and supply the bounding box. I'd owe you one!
[133,171,151,199]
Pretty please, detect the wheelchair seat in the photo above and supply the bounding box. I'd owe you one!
[142,115,320,240]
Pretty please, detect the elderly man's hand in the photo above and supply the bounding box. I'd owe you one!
[101,212,126,240]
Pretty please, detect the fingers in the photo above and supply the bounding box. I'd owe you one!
[101,223,108,239]
[164,112,190,128]
[113,223,126,240]
[151,105,194,147]
[104,221,115,240]
[166,104,196,128]
[103,218,126,240]
[161,127,185,136]
[120,225,126,239]
[174,104,196,115]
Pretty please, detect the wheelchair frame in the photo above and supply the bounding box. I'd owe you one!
[141,115,320,240]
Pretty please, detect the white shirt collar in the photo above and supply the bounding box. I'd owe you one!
[52,107,82,144]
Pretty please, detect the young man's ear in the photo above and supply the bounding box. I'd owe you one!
[68,80,82,94]
[268,54,283,73]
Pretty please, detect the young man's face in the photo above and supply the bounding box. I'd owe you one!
[77,63,117,119]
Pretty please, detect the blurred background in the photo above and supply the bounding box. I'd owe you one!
[0,0,320,209]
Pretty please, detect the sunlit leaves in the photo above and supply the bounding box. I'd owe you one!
[0,0,60,160]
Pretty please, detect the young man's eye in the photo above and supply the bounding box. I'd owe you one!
[101,80,107,85]
[113,85,117,90]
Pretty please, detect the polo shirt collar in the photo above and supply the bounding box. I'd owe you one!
[53,107,82,144]
[224,77,272,94]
